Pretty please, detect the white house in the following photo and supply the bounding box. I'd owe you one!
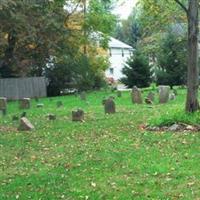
[105,37,134,82]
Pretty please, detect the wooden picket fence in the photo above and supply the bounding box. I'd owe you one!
[0,77,47,100]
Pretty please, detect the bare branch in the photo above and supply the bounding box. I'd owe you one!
[174,0,188,14]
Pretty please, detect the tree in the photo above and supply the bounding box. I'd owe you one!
[156,30,187,88]
[113,8,141,48]
[172,0,199,112]
[0,0,116,96]
[121,49,151,88]
[138,0,199,112]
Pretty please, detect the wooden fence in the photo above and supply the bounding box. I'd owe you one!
[0,77,47,100]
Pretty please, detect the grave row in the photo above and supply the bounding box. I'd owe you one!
[0,85,176,131]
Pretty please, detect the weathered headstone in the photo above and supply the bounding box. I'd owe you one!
[145,97,153,104]
[169,93,176,101]
[159,86,170,103]
[19,98,31,109]
[0,97,7,116]
[80,92,86,101]
[117,90,122,97]
[131,86,143,104]
[48,114,56,120]
[147,92,155,102]
[18,117,34,131]
[56,101,63,108]
[37,103,44,108]
[104,98,116,114]
[72,109,84,122]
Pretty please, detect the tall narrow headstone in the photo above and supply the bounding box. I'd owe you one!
[131,86,143,104]
[104,98,116,114]
[159,86,170,103]
[19,98,31,109]
[72,109,84,122]
[0,97,7,116]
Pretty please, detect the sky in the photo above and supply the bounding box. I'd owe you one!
[112,0,138,19]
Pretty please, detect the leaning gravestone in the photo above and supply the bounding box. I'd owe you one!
[72,109,84,122]
[0,97,7,116]
[18,117,34,131]
[80,92,86,101]
[159,86,170,103]
[131,86,143,104]
[104,98,116,114]
[19,98,31,109]
[147,92,155,102]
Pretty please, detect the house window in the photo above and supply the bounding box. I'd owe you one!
[122,49,124,57]
[109,68,114,75]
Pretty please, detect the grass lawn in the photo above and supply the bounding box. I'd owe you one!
[1,89,200,200]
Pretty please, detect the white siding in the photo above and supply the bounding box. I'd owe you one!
[105,48,133,81]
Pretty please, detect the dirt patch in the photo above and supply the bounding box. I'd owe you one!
[144,123,200,132]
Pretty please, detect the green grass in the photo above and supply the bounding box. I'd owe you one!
[1,89,200,199]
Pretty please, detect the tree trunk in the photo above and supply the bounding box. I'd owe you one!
[185,0,199,112]
[0,30,16,78]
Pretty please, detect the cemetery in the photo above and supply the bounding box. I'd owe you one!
[1,87,200,199]
[1,0,200,199]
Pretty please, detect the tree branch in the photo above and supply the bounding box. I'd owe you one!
[174,0,188,14]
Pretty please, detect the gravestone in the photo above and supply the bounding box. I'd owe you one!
[147,92,155,102]
[117,90,122,97]
[72,109,84,122]
[131,86,143,104]
[18,117,34,131]
[56,101,63,108]
[48,114,56,120]
[19,98,31,109]
[104,98,116,114]
[80,92,86,101]
[169,93,176,101]
[145,97,153,104]
[37,103,44,108]
[0,97,7,116]
[159,86,170,103]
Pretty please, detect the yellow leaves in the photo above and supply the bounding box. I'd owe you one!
[4,33,8,39]
[90,181,96,188]
[28,44,36,49]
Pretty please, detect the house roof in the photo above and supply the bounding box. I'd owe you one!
[108,37,133,49]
